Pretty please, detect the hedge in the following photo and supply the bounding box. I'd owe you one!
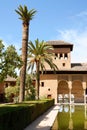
[0,99,54,130]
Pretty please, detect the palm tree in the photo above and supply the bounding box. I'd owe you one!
[27,39,58,100]
[15,5,36,102]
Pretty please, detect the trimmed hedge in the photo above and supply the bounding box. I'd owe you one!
[0,99,54,130]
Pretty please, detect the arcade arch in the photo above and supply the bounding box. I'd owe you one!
[57,79,84,103]
[58,80,69,103]
[72,80,83,103]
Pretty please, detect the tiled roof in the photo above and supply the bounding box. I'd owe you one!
[47,40,73,45]
[5,76,16,82]
[71,63,87,71]
[46,40,73,51]
[58,63,87,71]
[41,63,87,74]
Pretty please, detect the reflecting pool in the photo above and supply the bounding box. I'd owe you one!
[51,105,87,130]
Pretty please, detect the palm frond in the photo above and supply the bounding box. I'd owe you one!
[40,62,46,73]
[15,5,36,22]
[27,39,58,73]
[28,41,36,51]
[28,9,37,20]
[27,61,35,72]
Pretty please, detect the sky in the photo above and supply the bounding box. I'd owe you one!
[1,0,87,63]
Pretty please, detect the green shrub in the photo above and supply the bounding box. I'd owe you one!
[0,99,54,130]
[5,86,19,102]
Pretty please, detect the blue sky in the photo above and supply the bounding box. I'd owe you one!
[1,0,87,63]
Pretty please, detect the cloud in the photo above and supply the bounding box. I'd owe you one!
[58,29,78,44]
[57,29,87,63]
[69,10,87,31]
[58,29,87,46]
[70,10,87,20]
[75,10,87,18]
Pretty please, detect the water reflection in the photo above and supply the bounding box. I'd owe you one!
[59,104,75,113]
[68,105,74,130]
[84,105,87,129]
[64,105,69,112]
[51,105,87,130]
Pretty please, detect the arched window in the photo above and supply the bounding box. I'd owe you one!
[59,53,63,59]
[64,53,68,59]
[54,53,58,60]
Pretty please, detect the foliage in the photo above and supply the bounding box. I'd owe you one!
[16,76,20,86]
[15,5,37,24]
[0,40,22,82]
[25,85,36,100]
[25,74,36,100]
[27,39,58,99]
[5,73,36,103]
[0,40,5,81]
[0,40,4,61]
[16,74,36,100]
[28,38,58,73]
[5,86,19,102]
[0,99,54,130]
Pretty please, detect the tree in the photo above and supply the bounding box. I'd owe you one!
[0,41,22,82]
[25,74,36,100]
[15,5,36,102]
[27,39,58,99]
[0,40,5,81]
[16,73,36,100]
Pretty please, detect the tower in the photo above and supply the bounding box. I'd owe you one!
[46,40,73,70]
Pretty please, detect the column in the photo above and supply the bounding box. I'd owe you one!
[84,89,86,104]
[69,88,72,104]
[83,76,86,104]
[68,75,72,104]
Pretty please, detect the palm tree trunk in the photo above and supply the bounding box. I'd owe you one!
[19,22,29,102]
[36,61,40,100]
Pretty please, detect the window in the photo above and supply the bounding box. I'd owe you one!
[54,57,56,60]
[5,83,8,87]
[64,53,68,59]
[63,63,65,67]
[41,82,44,87]
[54,53,58,60]
[55,53,58,57]
[47,94,52,99]
[59,53,63,59]
[48,88,50,91]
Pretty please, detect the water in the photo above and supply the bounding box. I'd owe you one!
[51,104,87,130]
